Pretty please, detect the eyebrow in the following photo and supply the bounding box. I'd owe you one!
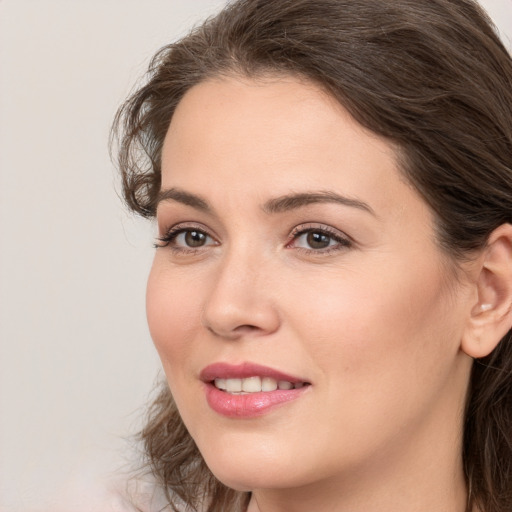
[156,187,375,216]
[262,191,375,215]
[156,188,211,212]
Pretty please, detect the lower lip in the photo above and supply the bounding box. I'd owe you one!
[204,383,309,418]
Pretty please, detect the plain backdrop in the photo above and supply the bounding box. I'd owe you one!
[0,1,511,511]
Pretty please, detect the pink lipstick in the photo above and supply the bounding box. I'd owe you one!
[200,362,310,418]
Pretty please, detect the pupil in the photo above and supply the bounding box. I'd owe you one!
[185,231,206,247]
[307,231,330,249]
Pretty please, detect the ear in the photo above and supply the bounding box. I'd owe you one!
[461,223,512,359]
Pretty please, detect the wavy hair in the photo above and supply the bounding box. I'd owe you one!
[112,1,512,510]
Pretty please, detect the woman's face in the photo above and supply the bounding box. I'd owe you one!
[147,76,474,492]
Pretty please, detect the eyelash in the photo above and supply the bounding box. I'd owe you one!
[154,223,352,255]
[287,224,352,255]
[154,224,217,253]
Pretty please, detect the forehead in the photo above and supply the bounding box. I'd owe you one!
[163,76,397,191]
[164,75,379,148]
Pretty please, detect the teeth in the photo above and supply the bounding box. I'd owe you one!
[214,376,304,393]
[225,378,242,393]
[214,378,227,390]
[261,377,278,391]
[242,376,261,392]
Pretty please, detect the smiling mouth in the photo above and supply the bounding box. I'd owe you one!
[202,363,311,417]
[213,376,309,394]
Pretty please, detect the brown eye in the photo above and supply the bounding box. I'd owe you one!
[184,230,207,247]
[306,231,332,249]
[155,227,216,250]
[290,226,351,253]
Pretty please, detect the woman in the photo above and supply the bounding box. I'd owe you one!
[112,1,512,511]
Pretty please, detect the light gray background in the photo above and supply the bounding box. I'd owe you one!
[0,1,510,511]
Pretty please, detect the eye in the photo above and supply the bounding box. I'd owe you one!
[288,224,352,253]
[155,225,217,251]
[174,230,210,248]
[297,231,336,250]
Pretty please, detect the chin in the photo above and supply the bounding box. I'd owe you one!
[198,442,314,492]
[208,465,297,493]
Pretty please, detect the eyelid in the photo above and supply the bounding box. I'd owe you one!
[154,221,352,254]
[287,223,353,252]
[154,222,218,249]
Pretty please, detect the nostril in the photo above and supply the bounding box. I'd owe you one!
[235,324,259,332]
[206,323,260,339]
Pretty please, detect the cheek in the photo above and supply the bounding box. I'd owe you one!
[146,261,201,375]
[276,258,464,465]
[287,255,458,391]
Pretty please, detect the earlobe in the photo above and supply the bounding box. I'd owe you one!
[461,223,512,359]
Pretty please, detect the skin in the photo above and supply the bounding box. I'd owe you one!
[146,75,479,512]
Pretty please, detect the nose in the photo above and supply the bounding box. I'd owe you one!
[201,251,280,340]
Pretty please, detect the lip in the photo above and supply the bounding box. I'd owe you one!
[200,362,306,383]
[200,362,310,418]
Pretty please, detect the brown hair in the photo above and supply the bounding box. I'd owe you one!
[112,1,512,511]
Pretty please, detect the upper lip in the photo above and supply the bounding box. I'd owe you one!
[200,362,308,384]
